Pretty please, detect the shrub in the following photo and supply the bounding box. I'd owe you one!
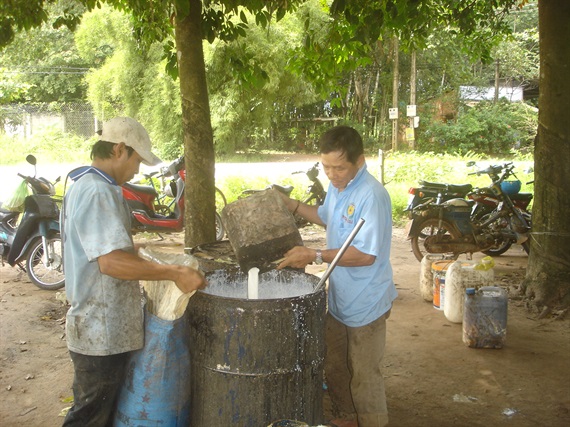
[418,100,537,156]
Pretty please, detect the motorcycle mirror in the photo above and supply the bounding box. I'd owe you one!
[26,154,37,166]
[466,161,476,167]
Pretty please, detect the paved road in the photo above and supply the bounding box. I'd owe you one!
[0,158,327,201]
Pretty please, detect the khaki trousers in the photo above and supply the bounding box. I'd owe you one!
[325,311,390,427]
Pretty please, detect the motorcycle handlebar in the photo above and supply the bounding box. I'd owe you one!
[292,162,320,180]
[160,157,185,177]
[469,162,515,178]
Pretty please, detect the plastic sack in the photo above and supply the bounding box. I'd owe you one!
[114,308,191,426]
[3,180,28,212]
[138,247,200,320]
[474,256,495,271]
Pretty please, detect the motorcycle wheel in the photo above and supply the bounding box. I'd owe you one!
[410,218,461,262]
[215,186,228,210]
[25,234,65,290]
[480,211,512,256]
[215,212,225,241]
[481,240,513,257]
[481,241,513,257]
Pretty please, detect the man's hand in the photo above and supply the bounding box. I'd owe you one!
[98,250,207,293]
[171,265,207,294]
[276,246,316,270]
[276,191,297,212]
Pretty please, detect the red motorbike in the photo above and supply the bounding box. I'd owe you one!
[122,157,225,240]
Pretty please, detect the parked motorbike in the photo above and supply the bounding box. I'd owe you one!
[240,162,326,228]
[405,180,474,217]
[467,165,533,256]
[407,162,531,262]
[122,156,226,240]
[0,155,64,290]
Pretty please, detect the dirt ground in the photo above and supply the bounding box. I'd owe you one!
[1,225,569,427]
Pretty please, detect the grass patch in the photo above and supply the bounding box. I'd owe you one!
[1,133,534,226]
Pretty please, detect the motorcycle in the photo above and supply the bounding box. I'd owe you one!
[467,164,533,256]
[0,155,64,290]
[405,180,474,217]
[240,162,327,228]
[407,162,531,262]
[122,156,226,240]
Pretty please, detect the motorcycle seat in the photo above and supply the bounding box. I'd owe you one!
[510,192,533,202]
[123,182,158,196]
[272,184,294,196]
[419,180,473,194]
[0,207,20,221]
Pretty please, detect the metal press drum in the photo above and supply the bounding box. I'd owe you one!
[186,269,326,426]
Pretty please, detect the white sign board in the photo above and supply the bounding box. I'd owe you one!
[414,116,420,128]
[407,105,416,117]
[389,108,398,120]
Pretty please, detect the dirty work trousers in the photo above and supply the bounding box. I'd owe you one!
[62,351,130,427]
[325,311,390,427]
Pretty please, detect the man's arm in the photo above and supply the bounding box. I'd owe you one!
[280,196,324,226]
[276,245,375,270]
[98,250,206,294]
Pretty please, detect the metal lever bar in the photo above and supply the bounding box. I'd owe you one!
[313,218,366,293]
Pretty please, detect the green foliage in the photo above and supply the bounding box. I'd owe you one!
[78,5,183,160]
[0,128,91,164]
[1,0,540,162]
[0,2,90,103]
[0,125,535,227]
[418,100,537,155]
[206,6,320,154]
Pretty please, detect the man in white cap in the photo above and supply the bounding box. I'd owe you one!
[61,117,206,426]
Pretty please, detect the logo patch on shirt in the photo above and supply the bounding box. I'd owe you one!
[347,203,355,221]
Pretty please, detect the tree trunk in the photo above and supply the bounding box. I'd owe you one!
[522,0,570,309]
[175,0,217,247]
[391,35,399,151]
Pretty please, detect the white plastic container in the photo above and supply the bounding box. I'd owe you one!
[444,260,494,323]
[419,254,448,302]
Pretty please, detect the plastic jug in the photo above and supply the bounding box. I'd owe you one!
[463,286,508,349]
[419,254,449,302]
[444,259,494,323]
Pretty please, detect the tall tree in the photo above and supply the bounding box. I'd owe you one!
[522,0,570,309]
[1,0,302,247]
[3,0,568,308]
[0,2,89,103]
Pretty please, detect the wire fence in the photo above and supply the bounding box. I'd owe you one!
[1,102,98,139]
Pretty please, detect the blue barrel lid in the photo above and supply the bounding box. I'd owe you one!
[466,288,476,295]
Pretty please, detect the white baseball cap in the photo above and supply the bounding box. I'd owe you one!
[98,117,162,166]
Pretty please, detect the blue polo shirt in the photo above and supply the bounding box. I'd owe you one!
[62,167,144,356]
[318,163,397,327]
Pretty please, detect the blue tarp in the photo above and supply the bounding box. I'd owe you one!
[114,309,191,426]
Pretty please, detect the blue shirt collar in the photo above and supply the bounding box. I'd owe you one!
[68,166,117,186]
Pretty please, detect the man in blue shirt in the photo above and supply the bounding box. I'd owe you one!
[61,117,206,426]
[278,126,397,427]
